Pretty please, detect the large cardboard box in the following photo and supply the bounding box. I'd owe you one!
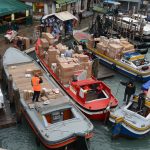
[122,44,134,51]
[44,33,55,45]
[48,49,58,56]
[41,38,49,48]
[78,54,89,62]
[59,63,75,72]
[56,57,68,64]
[22,37,30,49]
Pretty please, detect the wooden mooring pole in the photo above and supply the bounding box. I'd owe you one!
[8,74,14,105]
[0,55,2,81]
[13,88,22,123]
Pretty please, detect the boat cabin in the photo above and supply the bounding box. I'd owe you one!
[43,107,75,125]
[70,79,110,103]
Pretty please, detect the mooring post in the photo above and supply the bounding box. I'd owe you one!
[13,88,22,123]
[0,55,1,79]
[8,74,14,105]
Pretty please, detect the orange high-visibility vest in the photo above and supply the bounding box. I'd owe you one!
[31,76,41,91]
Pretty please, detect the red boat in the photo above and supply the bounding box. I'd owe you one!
[35,39,118,120]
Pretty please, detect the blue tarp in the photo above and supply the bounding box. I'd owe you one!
[142,80,150,90]
[124,52,140,59]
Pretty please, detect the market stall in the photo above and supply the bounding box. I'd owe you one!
[41,11,78,39]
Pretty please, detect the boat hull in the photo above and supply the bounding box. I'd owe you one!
[21,105,92,149]
[111,122,149,138]
[95,54,150,82]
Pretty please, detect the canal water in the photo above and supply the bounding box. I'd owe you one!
[0,51,150,150]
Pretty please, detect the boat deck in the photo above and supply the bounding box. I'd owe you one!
[7,61,63,104]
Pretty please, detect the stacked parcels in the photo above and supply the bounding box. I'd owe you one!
[40,38,49,49]
[95,36,135,59]
[73,54,92,79]
[59,63,75,84]
[23,90,33,100]
[56,43,68,54]
[96,36,109,54]
[42,32,55,45]
[55,54,92,84]
[40,88,61,100]
[120,39,135,54]
[47,47,59,66]
[107,43,123,59]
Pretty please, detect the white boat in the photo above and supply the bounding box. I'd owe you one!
[109,95,150,138]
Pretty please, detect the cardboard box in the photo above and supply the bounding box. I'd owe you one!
[78,54,89,62]
[59,63,74,72]
[25,69,33,74]
[44,33,55,45]
[41,38,49,48]
[41,96,48,101]
[24,37,30,49]
[48,49,58,56]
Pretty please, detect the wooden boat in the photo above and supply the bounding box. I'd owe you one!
[87,36,150,82]
[109,94,150,138]
[3,47,93,149]
[35,38,118,120]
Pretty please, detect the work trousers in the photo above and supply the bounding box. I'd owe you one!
[32,91,40,102]
[123,93,132,105]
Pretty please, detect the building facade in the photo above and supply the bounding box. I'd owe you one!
[21,0,90,16]
[118,0,142,12]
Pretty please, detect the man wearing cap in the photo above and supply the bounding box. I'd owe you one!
[31,73,43,102]
[120,80,136,105]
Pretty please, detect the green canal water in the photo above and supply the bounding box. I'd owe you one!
[0,52,150,150]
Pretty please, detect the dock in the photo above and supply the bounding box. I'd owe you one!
[97,64,115,79]
[0,100,16,129]
[92,59,115,79]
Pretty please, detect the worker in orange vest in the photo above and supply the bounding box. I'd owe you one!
[31,73,43,102]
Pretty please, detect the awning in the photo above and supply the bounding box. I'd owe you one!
[92,6,107,14]
[43,11,78,22]
[56,0,77,6]
[104,0,121,5]
[0,0,32,17]
[55,11,78,21]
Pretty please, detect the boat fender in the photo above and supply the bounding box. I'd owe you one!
[142,66,149,71]
[115,117,124,123]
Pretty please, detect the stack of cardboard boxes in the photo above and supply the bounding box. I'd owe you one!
[38,32,92,85]
[88,36,135,59]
